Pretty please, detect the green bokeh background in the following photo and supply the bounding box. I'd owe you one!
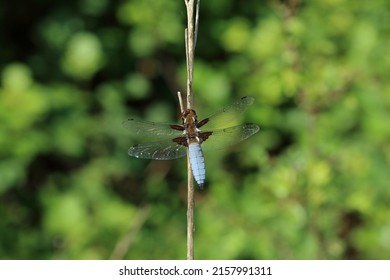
[1,0,390,259]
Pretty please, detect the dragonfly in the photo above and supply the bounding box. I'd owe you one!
[124,96,260,189]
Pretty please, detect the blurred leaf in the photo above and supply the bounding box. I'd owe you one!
[62,32,105,79]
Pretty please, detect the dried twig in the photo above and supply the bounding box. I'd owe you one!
[183,0,200,260]
[184,0,200,110]
[177,91,184,112]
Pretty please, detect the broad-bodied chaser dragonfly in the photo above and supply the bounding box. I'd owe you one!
[124,96,259,188]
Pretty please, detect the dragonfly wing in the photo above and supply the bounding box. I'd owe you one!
[128,140,187,160]
[200,123,260,152]
[123,118,183,140]
[199,96,255,130]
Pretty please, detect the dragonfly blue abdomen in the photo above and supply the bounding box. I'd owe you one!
[188,142,206,188]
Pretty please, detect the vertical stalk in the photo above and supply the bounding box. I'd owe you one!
[183,0,200,260]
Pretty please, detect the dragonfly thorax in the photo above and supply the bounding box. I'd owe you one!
[181,109,201,144]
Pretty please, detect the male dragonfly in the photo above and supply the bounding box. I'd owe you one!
[124,96,260,188]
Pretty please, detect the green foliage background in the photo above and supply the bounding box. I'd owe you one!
[1,0,390,259]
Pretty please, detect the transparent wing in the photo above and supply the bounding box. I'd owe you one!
[128,140,187,160]
[200,96,255,130]
[201,123,260,152]
[123,118,183,140]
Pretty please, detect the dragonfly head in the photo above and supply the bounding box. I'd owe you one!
[181,109,198,125]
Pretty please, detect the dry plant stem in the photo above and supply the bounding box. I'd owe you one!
[177,91,184,112]
[184,30,192,109]
[184,0,200,109]
[186,157,195,260]
[178,90,195,261]
[183,0,200,260]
